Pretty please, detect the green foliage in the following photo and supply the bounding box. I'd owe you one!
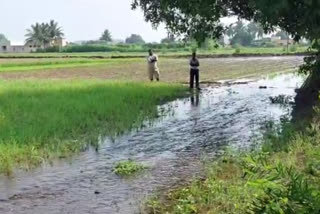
[113,160,147,176]
[43,42,192,53]
[0,59,127,72]
[0,34,9,43]
[0,80,185,174]
[275,31,289,40]
[100,29,112,42]
[264,42,277,48]
[235,47,241,54]
[133,0,320,75]
[161,34,176,44]
[25,20,64,48]
[125,34,145,44]
[228,21,257,46]
[290,45,297,52]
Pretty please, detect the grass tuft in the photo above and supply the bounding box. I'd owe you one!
[113,160,147,176]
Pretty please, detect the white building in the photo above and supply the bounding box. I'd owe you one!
[0,37,68,53]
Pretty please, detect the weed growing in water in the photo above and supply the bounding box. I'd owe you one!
[113,160,147,176]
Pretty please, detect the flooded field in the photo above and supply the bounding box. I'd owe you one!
[0,70,304,213]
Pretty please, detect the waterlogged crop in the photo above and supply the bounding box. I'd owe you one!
[113,160,147,176]
[0,80,185,175]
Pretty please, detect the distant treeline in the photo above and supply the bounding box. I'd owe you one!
[36,43,195,53]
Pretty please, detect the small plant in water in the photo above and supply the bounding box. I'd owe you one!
[269,95,293,105]
[112,160,147,176]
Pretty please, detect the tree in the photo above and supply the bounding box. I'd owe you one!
[25,23,50,48]
[231,30,254,46]
[161,33,175,44]
[125,34,145,44]
[247,22,264,39]
[100,29,112,42]
[275,31,289,40]
[25,20,64,49]
[0,34,9,42]
[132,0,319,44]
[226,21,255,46]
[48,20,64,39]
[132,1,320,75]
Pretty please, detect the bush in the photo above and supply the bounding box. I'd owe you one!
[36,46,61,53]
[233,44,242,54]
[264,42,277,48]
[290,45,297,52]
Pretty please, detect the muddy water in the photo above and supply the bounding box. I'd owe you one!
[0,73,304,214]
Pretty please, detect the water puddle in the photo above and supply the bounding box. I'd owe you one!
[0,72,304,214]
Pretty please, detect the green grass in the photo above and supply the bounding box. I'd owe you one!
[146,108,320,214]
[0,58,140,72]
[0,80,186,175]
[113,160,147,176]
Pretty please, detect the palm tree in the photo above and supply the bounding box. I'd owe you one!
[25,23,50,48]
[25,20,64,49]
[48,20,64,39]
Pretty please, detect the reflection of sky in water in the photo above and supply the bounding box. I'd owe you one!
[0,73,305,214]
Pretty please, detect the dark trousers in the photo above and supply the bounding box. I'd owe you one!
[190,69,199,88]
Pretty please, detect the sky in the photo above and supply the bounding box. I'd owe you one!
[0,0,169,45]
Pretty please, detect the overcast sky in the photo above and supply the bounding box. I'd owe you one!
[0,0,238,45]
[0,0,169,44]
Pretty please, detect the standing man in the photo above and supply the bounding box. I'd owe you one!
[147,49,160,81]
[190,52,200,90]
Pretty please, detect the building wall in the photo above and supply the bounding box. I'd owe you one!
[1,38,68,53]
[0,40,11,53]
[9,45,31,53]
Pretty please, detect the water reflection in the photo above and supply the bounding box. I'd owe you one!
[190,91,200,107]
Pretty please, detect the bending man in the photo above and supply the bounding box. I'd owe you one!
[147,49,160,81]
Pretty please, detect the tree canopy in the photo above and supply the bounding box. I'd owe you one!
[275,31,289,40]
[132,0,320,44]
[0,34,9,42]
[161,33,176,44]
[125,34,145,44]
[100,29,112,42]
[132,0,320,78]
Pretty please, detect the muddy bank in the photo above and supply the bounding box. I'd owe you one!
[0,72,304,214]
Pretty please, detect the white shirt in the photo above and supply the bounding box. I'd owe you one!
[147,55,158,69]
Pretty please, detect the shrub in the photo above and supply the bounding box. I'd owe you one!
[290,45,297,52]
[264,42,277,48]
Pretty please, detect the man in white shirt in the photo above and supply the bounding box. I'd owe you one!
[147,49,160,81]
